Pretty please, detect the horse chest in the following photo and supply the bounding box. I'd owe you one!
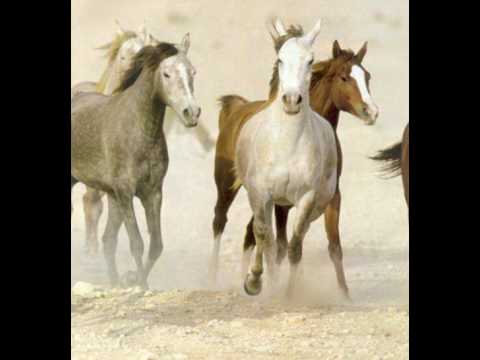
[132,147,168,189]
[266,152,317,204]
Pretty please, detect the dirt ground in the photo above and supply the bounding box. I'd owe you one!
[71,0,409,359]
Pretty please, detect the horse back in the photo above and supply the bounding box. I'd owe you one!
[215,99,270,161]
[71,81,98,99]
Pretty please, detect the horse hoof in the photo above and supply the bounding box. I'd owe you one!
[244,274,262,296]
[120,271,139,288]
[342,291,353,304]
[276,248,287,265]
[84,246,99,257]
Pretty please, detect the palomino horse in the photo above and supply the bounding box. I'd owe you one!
[211,21,378,299]
[72,22,213,256]
[72,21,152,256]
[371,124,409,207]
[71,38,201,289]
[230,18,338,297]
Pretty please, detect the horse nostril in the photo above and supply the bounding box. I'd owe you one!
[296,95,303,105]
[282,95,288,104]
[183,108,190,118]
[196,108,202,118]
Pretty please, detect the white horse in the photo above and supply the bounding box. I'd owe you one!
[235,19,338,297]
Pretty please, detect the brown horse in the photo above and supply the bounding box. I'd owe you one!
[210,22,379,298]
[371,123,409,207]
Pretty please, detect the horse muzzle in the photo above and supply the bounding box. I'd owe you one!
[182,105,201,128]
[361,103,379,126]
[282,92,303,115]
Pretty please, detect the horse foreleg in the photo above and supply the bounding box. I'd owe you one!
[82,187,104,256]
[324,190,350,300]
[287,192,315,298]
[115,191,147,289]
[142,191,164,278]
[194,122,215,153]
[244,195,274,296]
[102,195,124,287]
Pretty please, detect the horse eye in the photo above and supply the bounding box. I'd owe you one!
[163,73,170,78]
[341,76,348,82]
[278,59,283,65]
[308,59,314,66]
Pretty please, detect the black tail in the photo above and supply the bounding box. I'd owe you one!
[370,142,402,178]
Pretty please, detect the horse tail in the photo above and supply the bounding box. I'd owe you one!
[218,95,249,130]
[370,141,402,178]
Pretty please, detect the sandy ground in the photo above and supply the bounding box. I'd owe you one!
[71,0,409,359]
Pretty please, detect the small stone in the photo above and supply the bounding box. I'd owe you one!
[285,315,306,324]
[230,320,243,328]
[72,282,103,298]
[159,354,188,360]
[144,303,156,311]
[254,345,274,353]
[140,351,157,360]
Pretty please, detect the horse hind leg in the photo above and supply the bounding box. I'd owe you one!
[324,190,350,300]
[275,205,291,265]
[82,187,104,255]
[209,159,240,284]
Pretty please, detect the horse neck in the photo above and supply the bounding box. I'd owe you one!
[124,69,167,140]
[102,59,125,95]
[310,76,340,131]
[269,92,311,139]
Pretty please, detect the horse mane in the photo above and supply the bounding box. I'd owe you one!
[114,42,179,94]
[96,31,138,63]
[95,31,138,93]
[309,48,357,92]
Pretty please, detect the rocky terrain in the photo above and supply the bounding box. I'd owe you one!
[71,0,409,358]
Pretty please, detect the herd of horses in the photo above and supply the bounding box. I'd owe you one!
[71,18,409,298]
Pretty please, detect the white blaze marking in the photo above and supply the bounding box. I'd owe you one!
[351,65,373,105]
[177,63,194,101]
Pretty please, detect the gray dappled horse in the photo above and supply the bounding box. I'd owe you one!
[71,38,201,288]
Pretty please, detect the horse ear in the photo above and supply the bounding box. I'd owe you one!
[274,18,287,36]
[138,21,148,43]
[332,40,342,58]
[115,19,126,36]
[179,33,190,53]
[266,19,280,43]
[355,42,368,63]
[148,34,159,46]
[302,18,322,47]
